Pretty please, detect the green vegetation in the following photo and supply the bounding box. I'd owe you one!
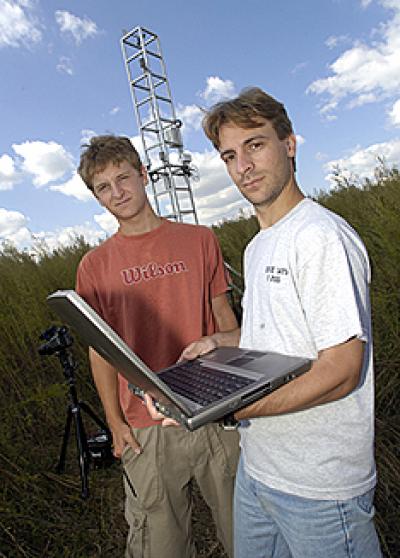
[1,168,399,557]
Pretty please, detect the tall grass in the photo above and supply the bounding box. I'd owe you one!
[0,239,224,557]
[0,239,124,557]
[0,170,399,556]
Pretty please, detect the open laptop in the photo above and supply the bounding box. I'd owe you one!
[47,290,311,431]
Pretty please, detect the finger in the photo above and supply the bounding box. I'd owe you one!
[127,432,142,455]
[162,418,180,427]
[143,393,165,420]
[177,352,189,363]
[112,441,125,459]
[179,343,195,359]
[180,345,199,360]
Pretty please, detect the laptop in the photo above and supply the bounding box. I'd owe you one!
[47,290,311,431]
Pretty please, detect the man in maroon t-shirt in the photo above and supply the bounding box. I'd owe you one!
[77,135,239,558]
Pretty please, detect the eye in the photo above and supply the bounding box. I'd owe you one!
[221,152,235,164]
[94,183,110,196]
[248,140,263,152]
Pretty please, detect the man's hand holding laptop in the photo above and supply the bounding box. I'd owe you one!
[144,329,241,425]
[143,393,180,426]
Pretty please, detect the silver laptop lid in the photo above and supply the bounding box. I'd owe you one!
[46,290,191,412]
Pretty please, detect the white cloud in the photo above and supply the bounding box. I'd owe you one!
[80,129,97,145]
[200,77,236,104]
[347,92,377,108]
[33,223,105,253]
[388,98,400,126]
[56,56,73,75]
[324,137,400,186]
[0,207,28,235]
[315,151,329,161]
[0,0,41,48]
[0,154,21,190]
[291,62,308,75]
[296,134,306,146]
[94,211,118,234]
[325,35,350,49]
[0,209,108,252]
[0,207,31,247]
[176,104,204,132]
[325,114,338,122]
[110,106,120,116]
[55,10,98,45]
[176,77,237,138]
[189,150,249,225]
[50,172,93,201]
[308,1,400,116]
[12,140,74,187]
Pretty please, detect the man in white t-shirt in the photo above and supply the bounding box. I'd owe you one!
[147,87,382,558]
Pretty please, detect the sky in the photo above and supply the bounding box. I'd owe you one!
[1,0,400,252]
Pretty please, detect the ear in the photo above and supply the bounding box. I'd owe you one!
[285,134,296,158]
[140,165,149,186]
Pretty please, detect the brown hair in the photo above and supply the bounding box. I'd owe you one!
[202,87,294,150]
[78,135,143,191]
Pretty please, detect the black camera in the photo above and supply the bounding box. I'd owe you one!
[38,325,73,356]
[87,429,115,469]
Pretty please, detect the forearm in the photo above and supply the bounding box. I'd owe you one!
[89,348,126,429]
[211,327,241,348]
[235,337,363,420]
[89,348,143,456]
[211,292,238,332]
[209,291,241,350]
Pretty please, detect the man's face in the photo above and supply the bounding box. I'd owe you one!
[218,119,296,209]
[92,160,148,223]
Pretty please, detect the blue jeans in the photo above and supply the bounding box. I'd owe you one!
[234,457,382,558]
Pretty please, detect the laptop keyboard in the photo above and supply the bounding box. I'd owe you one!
[159,360,254,406]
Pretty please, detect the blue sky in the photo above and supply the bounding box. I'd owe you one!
[1,0,399,252]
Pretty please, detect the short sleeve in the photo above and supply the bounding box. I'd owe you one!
[295,227,371,352]
[75,253,102,316]
[204,228,230,300]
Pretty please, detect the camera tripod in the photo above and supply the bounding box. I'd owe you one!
[39,326,111,499]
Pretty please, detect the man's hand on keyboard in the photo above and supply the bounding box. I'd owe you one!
[178,328,241,362]
[178,335,218,362]
[143,393,180,427]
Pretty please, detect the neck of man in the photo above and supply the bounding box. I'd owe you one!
[118,203,163,236]
[256,177,304,229]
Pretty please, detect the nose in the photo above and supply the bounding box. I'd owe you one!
[235,149,253,175]
[110,180,124,198]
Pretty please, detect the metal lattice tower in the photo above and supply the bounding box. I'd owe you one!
[121,26,198,223]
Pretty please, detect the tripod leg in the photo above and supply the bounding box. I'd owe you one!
[79,401,109,433]
[56,405,73,474]
[72,406,91,499]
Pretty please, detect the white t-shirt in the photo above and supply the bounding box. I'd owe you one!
[239,198,376,500]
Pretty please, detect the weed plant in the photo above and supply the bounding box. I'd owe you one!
[0,170,399,556]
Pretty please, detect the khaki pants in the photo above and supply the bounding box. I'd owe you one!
[121,423,240,558]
